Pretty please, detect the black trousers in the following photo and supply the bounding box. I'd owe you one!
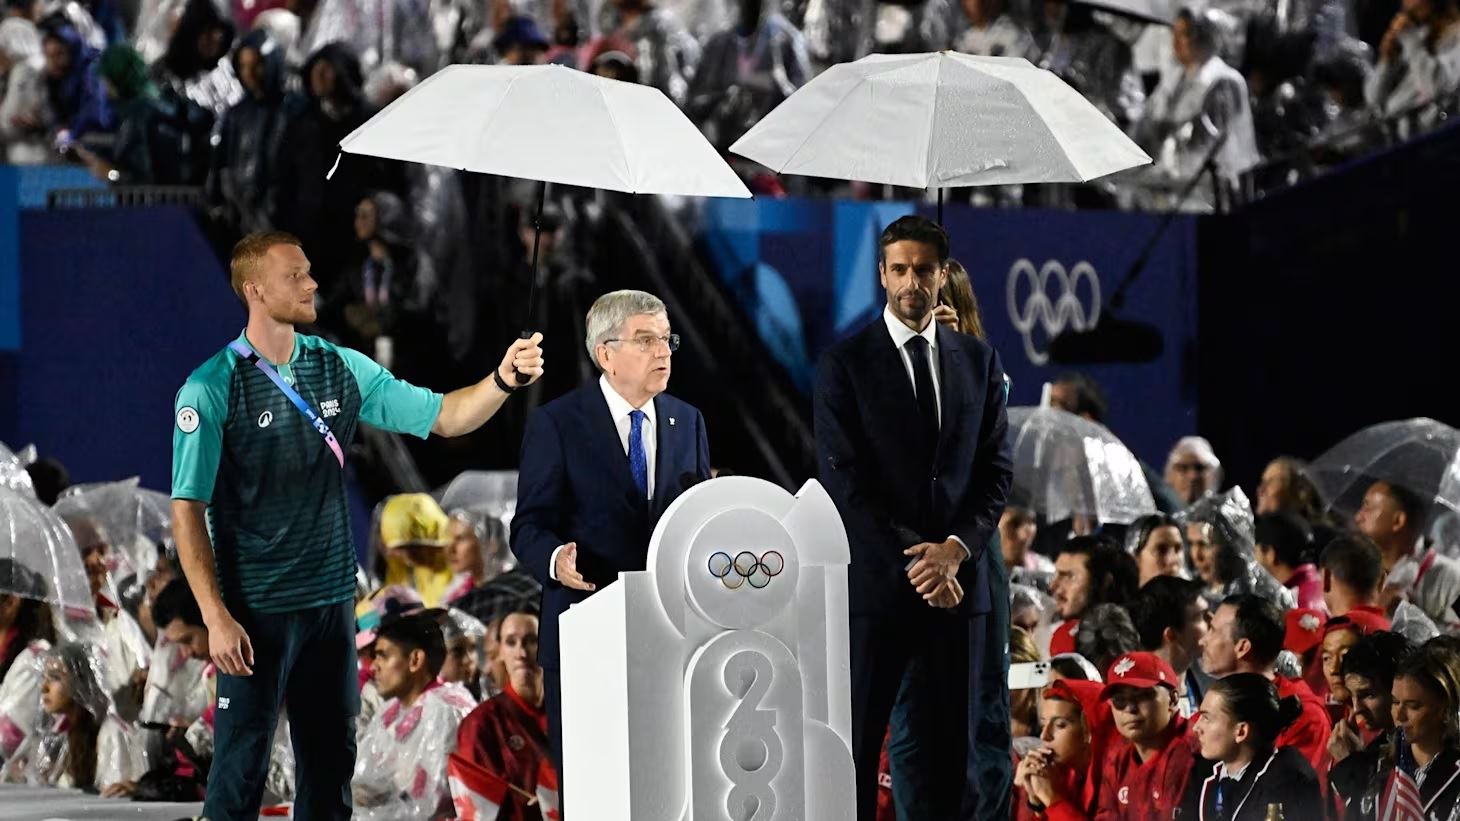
[204,601,359,821]
[850,608,971,821]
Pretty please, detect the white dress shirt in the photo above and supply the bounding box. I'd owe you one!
[882,305,942,425]
[881,306,969,558]
[548,376,657,581]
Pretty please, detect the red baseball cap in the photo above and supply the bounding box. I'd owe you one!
[1100,652,1179,700]
[1284,608,1327,656]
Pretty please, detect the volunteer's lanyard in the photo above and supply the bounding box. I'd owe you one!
[228,339,345,468]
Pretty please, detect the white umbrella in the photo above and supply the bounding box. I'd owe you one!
[730,51,1151,217]
[336,63,751,382]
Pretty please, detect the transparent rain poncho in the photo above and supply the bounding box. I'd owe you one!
[1,642,145,790]
[1006,406,1157,526]
[436,471,519,598]
[138,635,210,727]
[1309,417,1460,521]
[1181,487,1296,609]
[351,683,478,819]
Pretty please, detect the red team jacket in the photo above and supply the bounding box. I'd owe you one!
[454,683,556,821]
[1094,713,1198,821]
[1275,675,1333,777]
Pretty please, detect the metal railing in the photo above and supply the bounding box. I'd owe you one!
[46,186,206,210]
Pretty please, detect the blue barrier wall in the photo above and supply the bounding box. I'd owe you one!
[7,206,241,490]
[700,198,1200,466]
[0,166,101,351]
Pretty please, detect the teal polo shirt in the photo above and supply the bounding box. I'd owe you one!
[171,331,443,614]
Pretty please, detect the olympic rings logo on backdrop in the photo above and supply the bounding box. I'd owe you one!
[708,551,785,590]
[1005,259,1102,366]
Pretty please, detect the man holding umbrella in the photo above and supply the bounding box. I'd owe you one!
[815,215,1013,820]
[170,231,543,820]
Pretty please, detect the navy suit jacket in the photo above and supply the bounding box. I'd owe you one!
[814,318,1013,618]
[511,381,710,669]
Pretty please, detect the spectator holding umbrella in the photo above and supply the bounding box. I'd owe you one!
[1354,479,1460,628]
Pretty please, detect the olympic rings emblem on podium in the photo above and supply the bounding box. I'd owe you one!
[707,550,785,590]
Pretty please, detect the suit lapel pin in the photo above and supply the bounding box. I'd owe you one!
[669,417,677,426]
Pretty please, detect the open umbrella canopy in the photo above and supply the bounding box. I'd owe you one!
[1309,417,1460,519]
[730,52,1151,189]
[336,63,752,199]
[54,478,171,581]
[1006,405,1156,525]
[0,487,95,620]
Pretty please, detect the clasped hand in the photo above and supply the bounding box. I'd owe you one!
[905,539,965,608]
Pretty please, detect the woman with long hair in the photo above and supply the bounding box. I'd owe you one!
[1,642,143,794]
[936,259,987,339]
[0,558,57,760]
[1014,678,1111,820]
[1385,641,1460,819]
[1186,673,1324,819]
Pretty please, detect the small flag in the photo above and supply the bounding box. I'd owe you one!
[1380,728,1426,821]
[448,753,506,821]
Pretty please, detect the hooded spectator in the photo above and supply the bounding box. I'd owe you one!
[155,0,241,119]
[1164,436,1222,506]
[273,40,391,298]
[208,29,294,234]
[83,44,173,183]
[1130,7,1260,210]
[957,0,1033,58]
[39,21,111,141]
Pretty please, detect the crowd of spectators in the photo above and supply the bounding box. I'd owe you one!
[2,0,1457,213]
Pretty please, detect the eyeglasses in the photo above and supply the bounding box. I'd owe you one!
[605,333,680,354]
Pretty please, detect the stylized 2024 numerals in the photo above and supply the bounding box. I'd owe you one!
[719,650,783,821]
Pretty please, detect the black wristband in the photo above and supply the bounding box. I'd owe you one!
[493,368,518,394]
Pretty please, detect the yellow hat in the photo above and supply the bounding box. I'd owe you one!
[379,493,451,550]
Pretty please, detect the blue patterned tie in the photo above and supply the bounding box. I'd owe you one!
[628,409,648,499]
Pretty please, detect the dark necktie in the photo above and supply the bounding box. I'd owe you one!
[905,336,939,455]
[628,409,649,499]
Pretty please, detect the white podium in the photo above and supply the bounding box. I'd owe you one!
[560,477,856,821]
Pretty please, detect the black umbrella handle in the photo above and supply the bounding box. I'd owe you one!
[517,182,548,385]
